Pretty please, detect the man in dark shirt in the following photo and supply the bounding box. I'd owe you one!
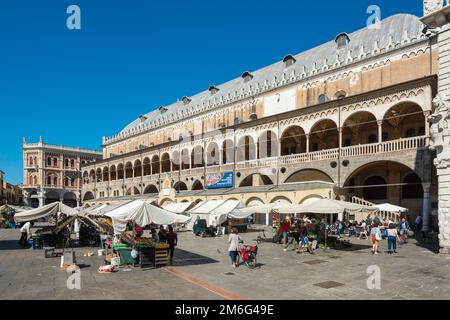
[166,226,178,265]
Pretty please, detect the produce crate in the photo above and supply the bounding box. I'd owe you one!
[139,248,154,268]
[117,248,138,266]
[154,244,170,268]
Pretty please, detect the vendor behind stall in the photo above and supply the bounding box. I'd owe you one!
[19,221,33,246]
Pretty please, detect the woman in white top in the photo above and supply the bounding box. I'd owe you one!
[228,228,241,268]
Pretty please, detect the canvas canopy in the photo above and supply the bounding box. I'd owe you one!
[1,204,32,214]
[14,202,79,223]
[238,199,377,215]
[238,201,307,215]
[104,200,191,233]
[187,200,246,226]
[372,203,408,213]
[163,202,193,214]
[80,201,133,217]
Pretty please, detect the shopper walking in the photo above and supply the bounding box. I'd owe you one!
[359,221,368,240]
[166,226,178,266]
[228,228,241,268]
[399,218,409,244]
[280,219,290,248]
[386,224,401,255]
[370,223,382,255]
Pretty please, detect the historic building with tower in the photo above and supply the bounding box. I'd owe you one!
[22,137,102,208]
[81,1,450,252]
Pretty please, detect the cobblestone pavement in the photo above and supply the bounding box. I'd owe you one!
[1,227,450,300]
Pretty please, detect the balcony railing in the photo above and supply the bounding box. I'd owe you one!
[82,136,427,189]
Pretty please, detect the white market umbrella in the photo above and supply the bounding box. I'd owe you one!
[105,200,191,233]
[372,203,408,213]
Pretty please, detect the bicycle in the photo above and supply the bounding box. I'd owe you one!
[236,244,258,269]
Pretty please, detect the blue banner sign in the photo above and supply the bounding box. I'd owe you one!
[205,172,234,189]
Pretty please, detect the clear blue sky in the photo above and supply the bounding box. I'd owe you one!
[0,0,422,184]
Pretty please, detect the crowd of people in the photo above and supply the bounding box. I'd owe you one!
[331,216,417,255]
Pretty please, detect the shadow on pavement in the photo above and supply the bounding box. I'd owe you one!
[329,243,373,252]
[0,240,29,251]
[173,248,219,266]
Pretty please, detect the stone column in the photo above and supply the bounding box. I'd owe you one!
[306,134,310,153]
[422,10,450,253]
[424,111,431,145]
[38,187,45,207]
[23,190,30,207]
[422,183,431,232]
[377,120,383,143]
[266,213,270,226]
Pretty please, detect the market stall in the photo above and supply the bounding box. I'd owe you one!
[98,200,189,268]
[187,200,247,232]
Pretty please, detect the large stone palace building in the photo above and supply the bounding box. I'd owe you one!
[81,2,450,247]
[23,137,102,208]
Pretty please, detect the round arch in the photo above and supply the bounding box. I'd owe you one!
[181,149,190,170]
[239,174,274,187]
[125,162,133,178]
[103,166,109,182]
[117,164,124,179]
[83,191,94,201]
[63,192,77,208]
[206,142,220,166]
[281,126,307,156]
[309,119,338,152]
[110,165,117,181]
[191,146,205,168]
[270,196,292,204]
[258,130,278,159]
[236,135,256,162]
[382,102,425,141]
[134,160,142,177]
[172,151,180,171]
[285,169,334,184]
[342,111,378,146]
[151,155,160,175]
[143,158,151,176]
[144,184,159,194]
[173,181,188,191]
[45,191,60,205]
[96,168,102,183]
[192,180,204,191]
[300,194,323,204]
[222,139,234,164]
[161,153,171,173]
[343,161,425,216]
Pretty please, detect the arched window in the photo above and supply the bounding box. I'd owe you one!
[71,159,75,168]
[34,176,37,185]
[53,158,58,167]
[53,176,58,186]
[47,158,52,166]
[65,159,69,168]
[335,33,350,49]
[47,176,52,185]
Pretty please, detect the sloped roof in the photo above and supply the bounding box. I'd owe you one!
[116,14,426,138]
